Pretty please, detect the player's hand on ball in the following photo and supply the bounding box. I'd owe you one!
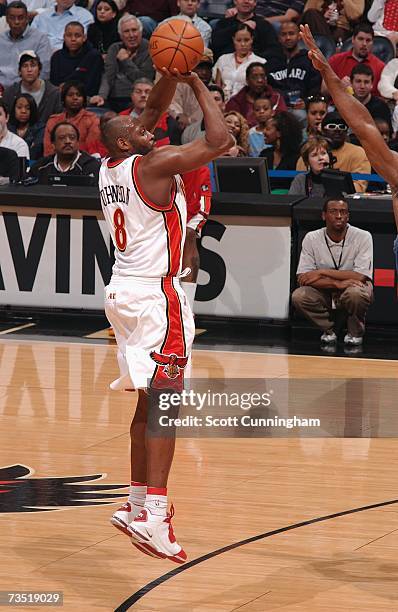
[300,24,328,70]
[159,67,199,84]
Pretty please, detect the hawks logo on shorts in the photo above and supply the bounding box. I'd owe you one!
[150,351,189,379]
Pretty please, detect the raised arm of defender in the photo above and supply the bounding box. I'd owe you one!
[300,25,398,194]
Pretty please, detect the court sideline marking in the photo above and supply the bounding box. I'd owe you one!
[115,496,398,611]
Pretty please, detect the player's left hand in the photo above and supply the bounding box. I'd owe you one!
[300,24,329,71]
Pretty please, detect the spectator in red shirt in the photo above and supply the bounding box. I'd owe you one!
[324,23,385,96]
[226,61,287,126]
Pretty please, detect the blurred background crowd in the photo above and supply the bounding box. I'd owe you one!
[0,0,396,193]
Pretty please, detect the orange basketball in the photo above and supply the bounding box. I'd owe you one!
[149,19,205,74]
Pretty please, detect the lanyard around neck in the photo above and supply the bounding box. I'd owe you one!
[324,228,347,270]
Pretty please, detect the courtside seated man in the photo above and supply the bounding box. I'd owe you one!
[99,70,232,563]
[300,24,398,271]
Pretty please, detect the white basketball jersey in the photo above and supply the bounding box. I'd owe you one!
[99,154,187,278]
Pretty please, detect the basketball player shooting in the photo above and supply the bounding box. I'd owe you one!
[300,24,398,268]
[99,71,232,564]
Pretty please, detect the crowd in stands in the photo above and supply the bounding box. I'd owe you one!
[0,0,395,194]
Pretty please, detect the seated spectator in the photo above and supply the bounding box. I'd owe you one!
[324,23,385,96]
[169,49,214,130]
[87,0,120,57]
[248,96,274,156]
[86,109,116,158]
[8,93,45,159]
[43,80,100,155]
[301,0,364,43]
[211,0,281,61]
[260,111,302,171]
[256,0,305,23]
[304,94,328,138]
[123,0,178,38]
[0,146,19,180]
[266,21,321,118]
[224,110,249,155]
[288,135,331,195]
[31,0,94,51]
[3,51,62,125]
[350,64,392,129]
[213,23,266,101]
[119,77,181,145]
[226,62,287,127]
[368,0,398,49]
[297,112,371,192]
[292,197,373,346]
[50,21,103,96]
[161,0,211,47]
[0,99,30,157]
[30,121,100,183]
[91,14,154,112]
[24,0,54,21]
[0,1,52,88]
[181,84,225,144]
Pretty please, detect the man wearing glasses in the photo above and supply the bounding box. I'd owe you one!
[297,110,371,192]
[292,198,373,347]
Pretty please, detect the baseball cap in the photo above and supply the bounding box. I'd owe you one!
[18,50,40,68]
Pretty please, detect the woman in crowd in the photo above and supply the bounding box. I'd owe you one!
[224,110,249,156]
[260,111,302,170]
[87,0,120,58]
[305,94,328,139]
[8,94,45,160]
[213,24,266,101]
[289,136,332,196]
[43,80,100,156]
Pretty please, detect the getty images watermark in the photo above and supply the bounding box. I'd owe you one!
[147,379,323,438]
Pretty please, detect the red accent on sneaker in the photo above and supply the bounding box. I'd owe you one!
[134,509,148,522]
[117,501,131,512]
[147,487,167,496]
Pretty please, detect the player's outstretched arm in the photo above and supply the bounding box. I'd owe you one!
[144,71,233,176]
[137,73,178,133]
[300,24,398,194]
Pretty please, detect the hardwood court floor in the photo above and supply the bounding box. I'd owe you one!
[1,339,398,611]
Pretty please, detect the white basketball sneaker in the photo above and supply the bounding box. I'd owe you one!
[111,502,158,558]
[128,505,187,564]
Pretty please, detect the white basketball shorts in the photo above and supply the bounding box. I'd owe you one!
[105,275,195,392]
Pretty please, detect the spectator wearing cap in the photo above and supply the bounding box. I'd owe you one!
[0,1,52,88]
[87,0,120,58]
[212,0,281,61]
[122,0,178,39]
[30,121,100,183]
[324,23,385,97]
[90,14,154,112]
[8,93,45,159]
[225,61,287,127]
[3,51,62,125]
[160,0,211,46]
[43,80,100,155]
[31,0,94,51]
[296,112,371,192]
[0,99,30,157]
[266,21,321,116]
[213,23,267,101]
[119,78,181,145]
[50,21,103,96]
[169,48,214,130]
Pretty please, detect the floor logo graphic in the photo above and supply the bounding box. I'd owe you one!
[0,464,127,513]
